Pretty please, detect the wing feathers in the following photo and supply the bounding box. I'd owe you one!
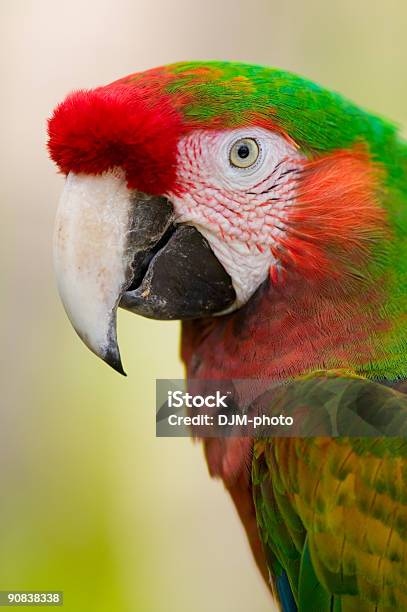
[253,373,407,610]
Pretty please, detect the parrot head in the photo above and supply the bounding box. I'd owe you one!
[48,62,407,379]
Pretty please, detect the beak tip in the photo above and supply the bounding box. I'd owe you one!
[103,346,127,376]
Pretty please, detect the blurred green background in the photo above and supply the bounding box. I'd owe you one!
[1,1,406,611]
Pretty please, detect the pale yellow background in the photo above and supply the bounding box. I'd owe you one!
[1,1,406,611]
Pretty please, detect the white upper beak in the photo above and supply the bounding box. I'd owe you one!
[53,169,135,374]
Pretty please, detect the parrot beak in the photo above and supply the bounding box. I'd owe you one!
[53,170,235,374]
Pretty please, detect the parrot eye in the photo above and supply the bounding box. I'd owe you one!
[229,138,260,168]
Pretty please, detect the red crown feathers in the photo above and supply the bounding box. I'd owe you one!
[47,84,185,194]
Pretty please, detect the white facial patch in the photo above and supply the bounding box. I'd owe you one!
[167,127,305,310]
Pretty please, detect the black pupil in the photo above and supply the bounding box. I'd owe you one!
[237,143,250,159]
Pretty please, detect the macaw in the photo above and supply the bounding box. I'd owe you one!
[48,62,407,611]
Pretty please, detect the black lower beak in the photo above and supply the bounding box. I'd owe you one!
[121,221,236,320]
